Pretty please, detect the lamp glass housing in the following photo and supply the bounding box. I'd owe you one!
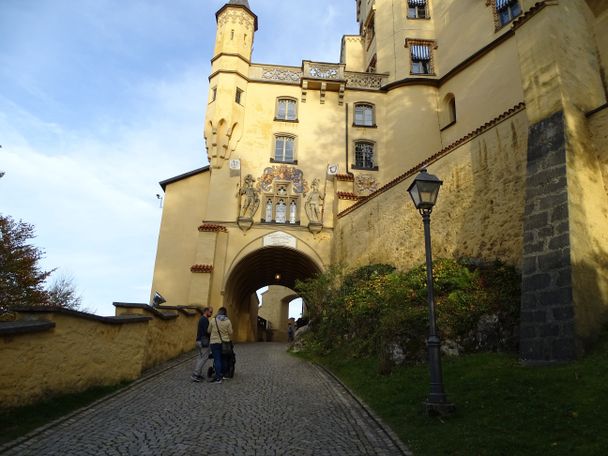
[407,169,443,210]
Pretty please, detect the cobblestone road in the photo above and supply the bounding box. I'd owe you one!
[2,343,411,456]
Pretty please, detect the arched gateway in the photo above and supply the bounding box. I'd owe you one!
[223,245,322,342]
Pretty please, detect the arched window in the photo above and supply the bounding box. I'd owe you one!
[276,199,287,223]
[353,141,377,170]
[273,135,296,163]
[449,96,456,123]
[289,201,297,224]
[354,103,375,127]
[275,98,297,121]
[441,93,456,129]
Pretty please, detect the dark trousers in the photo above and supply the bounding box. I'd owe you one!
[210,343,223,380]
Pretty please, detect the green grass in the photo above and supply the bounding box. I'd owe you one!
[0,382,129,446]
[302,335,608,456]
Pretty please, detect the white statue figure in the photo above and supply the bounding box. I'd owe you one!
[239,174,260,218]
[305,178,324,223]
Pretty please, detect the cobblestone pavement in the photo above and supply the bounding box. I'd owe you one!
[1,343,411,456]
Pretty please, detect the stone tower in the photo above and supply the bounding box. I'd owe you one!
[205,0,257,170]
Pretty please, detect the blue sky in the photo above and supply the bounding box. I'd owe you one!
[0,0,359,315]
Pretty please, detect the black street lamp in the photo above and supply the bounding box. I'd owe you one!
[407,168,455,416]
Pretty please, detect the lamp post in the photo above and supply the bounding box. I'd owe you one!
[407,168,455,416]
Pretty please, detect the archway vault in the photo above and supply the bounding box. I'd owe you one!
[223,246,322,342]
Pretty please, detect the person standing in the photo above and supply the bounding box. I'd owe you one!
[208,307,233,383]
[191,307,213,382]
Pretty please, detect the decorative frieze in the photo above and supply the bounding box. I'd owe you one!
[218,10,254,28]
[303,61,344,80]
[261,67,302,82]
[190,264,214,273]
[345,72,385,89]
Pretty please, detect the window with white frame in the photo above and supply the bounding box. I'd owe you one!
[275,98,297,121]
[262,182,299,224]
[274,135,296,163]
[354,103,375,127]
[407,0,428,19]
[409,43,433,75]
[354,141,376,169]
[496,0,521,26]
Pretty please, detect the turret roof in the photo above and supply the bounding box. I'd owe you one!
[229,0,250,7]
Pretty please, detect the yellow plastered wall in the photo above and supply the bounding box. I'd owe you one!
[334,110,529,271]
[438,40,525,147]
[1,314,148,408]
[258,285,292,342]
[150,171,210,306]
[514,0,608,343]
[565,106,608,343]
[589,1,608,90]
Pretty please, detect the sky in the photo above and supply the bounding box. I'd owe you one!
[0,0,360,316]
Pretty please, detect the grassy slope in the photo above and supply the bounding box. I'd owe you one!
[311,336,608,456]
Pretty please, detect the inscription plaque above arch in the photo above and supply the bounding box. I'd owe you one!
[263,231,297,248]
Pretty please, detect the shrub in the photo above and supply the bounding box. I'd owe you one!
[295,258,521,371]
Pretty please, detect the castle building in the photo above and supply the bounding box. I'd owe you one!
[151,0,608,361]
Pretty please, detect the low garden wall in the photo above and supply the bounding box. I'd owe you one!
[0,304,201,408]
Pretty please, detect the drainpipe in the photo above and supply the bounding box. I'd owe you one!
[345,103,353,178]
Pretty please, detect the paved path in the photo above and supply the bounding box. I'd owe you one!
[2,343,410,456]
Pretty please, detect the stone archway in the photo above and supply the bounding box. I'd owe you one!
[222,246,321,342]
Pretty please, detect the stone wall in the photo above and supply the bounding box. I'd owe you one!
[0,306,200,408]
[519,111,576,361]
[334,108,529,273]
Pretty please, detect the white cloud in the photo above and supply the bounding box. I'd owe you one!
[0,0,359,316]
[0,66,209,315]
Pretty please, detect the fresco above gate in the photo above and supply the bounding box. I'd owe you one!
[258,165,308,194]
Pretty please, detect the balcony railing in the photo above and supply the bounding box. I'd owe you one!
[250,62,388,90]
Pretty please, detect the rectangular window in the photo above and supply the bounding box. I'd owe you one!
[235,88,243,104]
[355,142,375,169]
[410,43,432,75]
[274,136,295,162]
[407,0,427,19]
[496,0,521,26]
[354,104,374,126]
[211,87,217,102]
[276,98,297,121]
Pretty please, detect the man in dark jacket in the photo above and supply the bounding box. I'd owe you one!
[191,307,213,382]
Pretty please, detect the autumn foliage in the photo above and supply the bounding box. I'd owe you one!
[0,214,53,312]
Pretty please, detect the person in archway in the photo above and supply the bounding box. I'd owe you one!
[191,306,213,382]
[208,306,233,383]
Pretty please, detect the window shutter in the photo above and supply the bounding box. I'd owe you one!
[411,44,430,60]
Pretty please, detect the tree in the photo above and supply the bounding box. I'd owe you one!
[0,214,53,312]
[46,273,83,310]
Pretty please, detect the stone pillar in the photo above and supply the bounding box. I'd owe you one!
[520,111,576,361]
